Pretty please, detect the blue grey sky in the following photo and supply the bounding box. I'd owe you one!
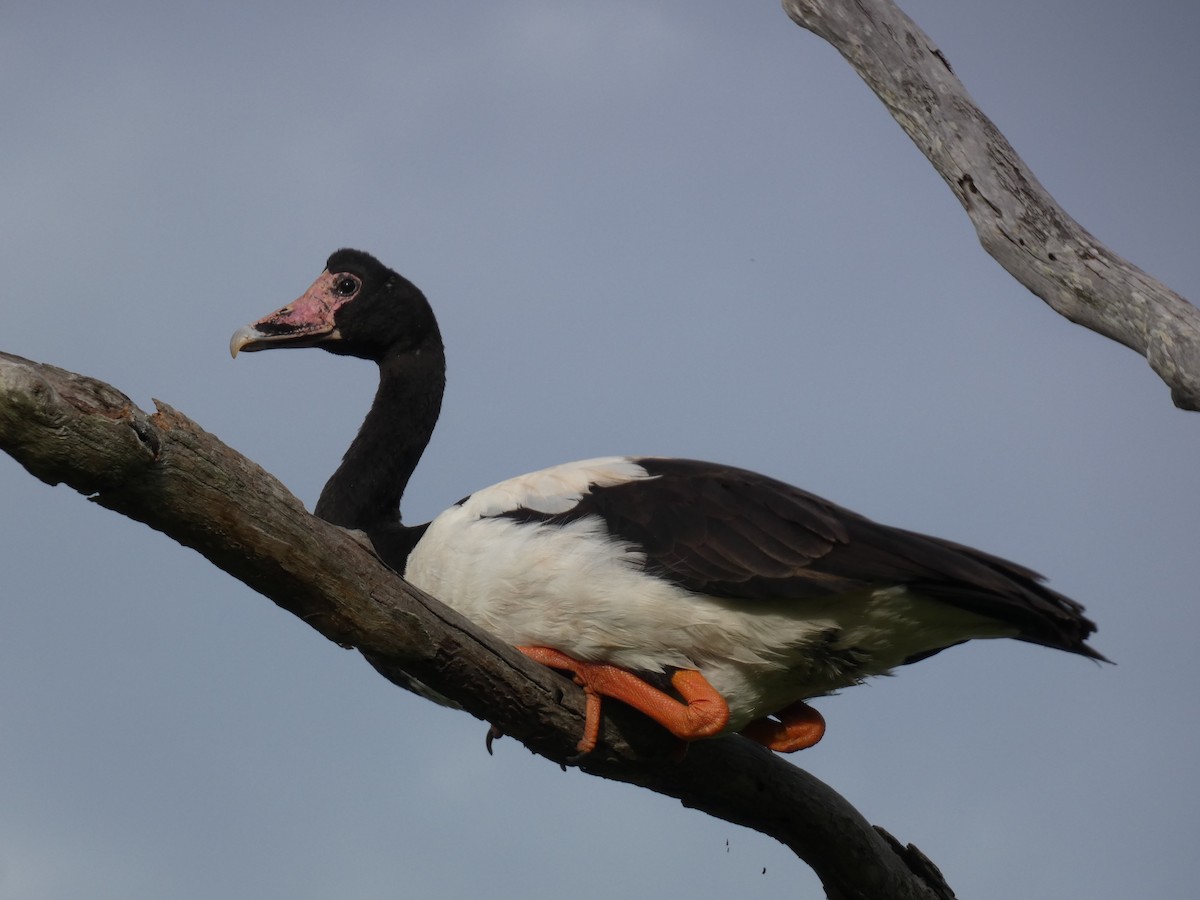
[2,2,1197,897]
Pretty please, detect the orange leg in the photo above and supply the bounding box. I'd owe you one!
[739,700,826,752]
[518,646,731,754]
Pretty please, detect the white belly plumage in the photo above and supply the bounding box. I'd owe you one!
[403,458,1017,733]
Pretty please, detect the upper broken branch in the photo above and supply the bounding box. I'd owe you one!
[782,0,1200,410]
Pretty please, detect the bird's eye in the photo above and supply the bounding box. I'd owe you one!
[332,275,360,297]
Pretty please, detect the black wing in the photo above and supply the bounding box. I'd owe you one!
[552,458,1104,660]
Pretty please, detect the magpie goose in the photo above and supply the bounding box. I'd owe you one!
[231,248,1104,754]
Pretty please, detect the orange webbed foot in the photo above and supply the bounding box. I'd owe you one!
[739,700,826,752]
[517,646,731,754]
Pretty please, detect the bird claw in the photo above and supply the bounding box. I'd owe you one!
[485,723,503,755]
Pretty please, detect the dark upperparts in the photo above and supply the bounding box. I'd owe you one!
[501,457,1106,661]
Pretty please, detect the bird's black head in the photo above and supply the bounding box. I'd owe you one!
[231,248,441,364]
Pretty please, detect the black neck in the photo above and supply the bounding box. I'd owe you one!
[314,340,446,539]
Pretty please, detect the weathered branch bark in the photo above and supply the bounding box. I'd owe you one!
[782,0,1200,411]
[0,351,954,900]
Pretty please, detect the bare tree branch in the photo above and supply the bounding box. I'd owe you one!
[782,0,1200,411]
[0,351,953,900]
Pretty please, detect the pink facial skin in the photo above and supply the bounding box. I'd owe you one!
[230,270,360,356]
[253,270,356,334]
